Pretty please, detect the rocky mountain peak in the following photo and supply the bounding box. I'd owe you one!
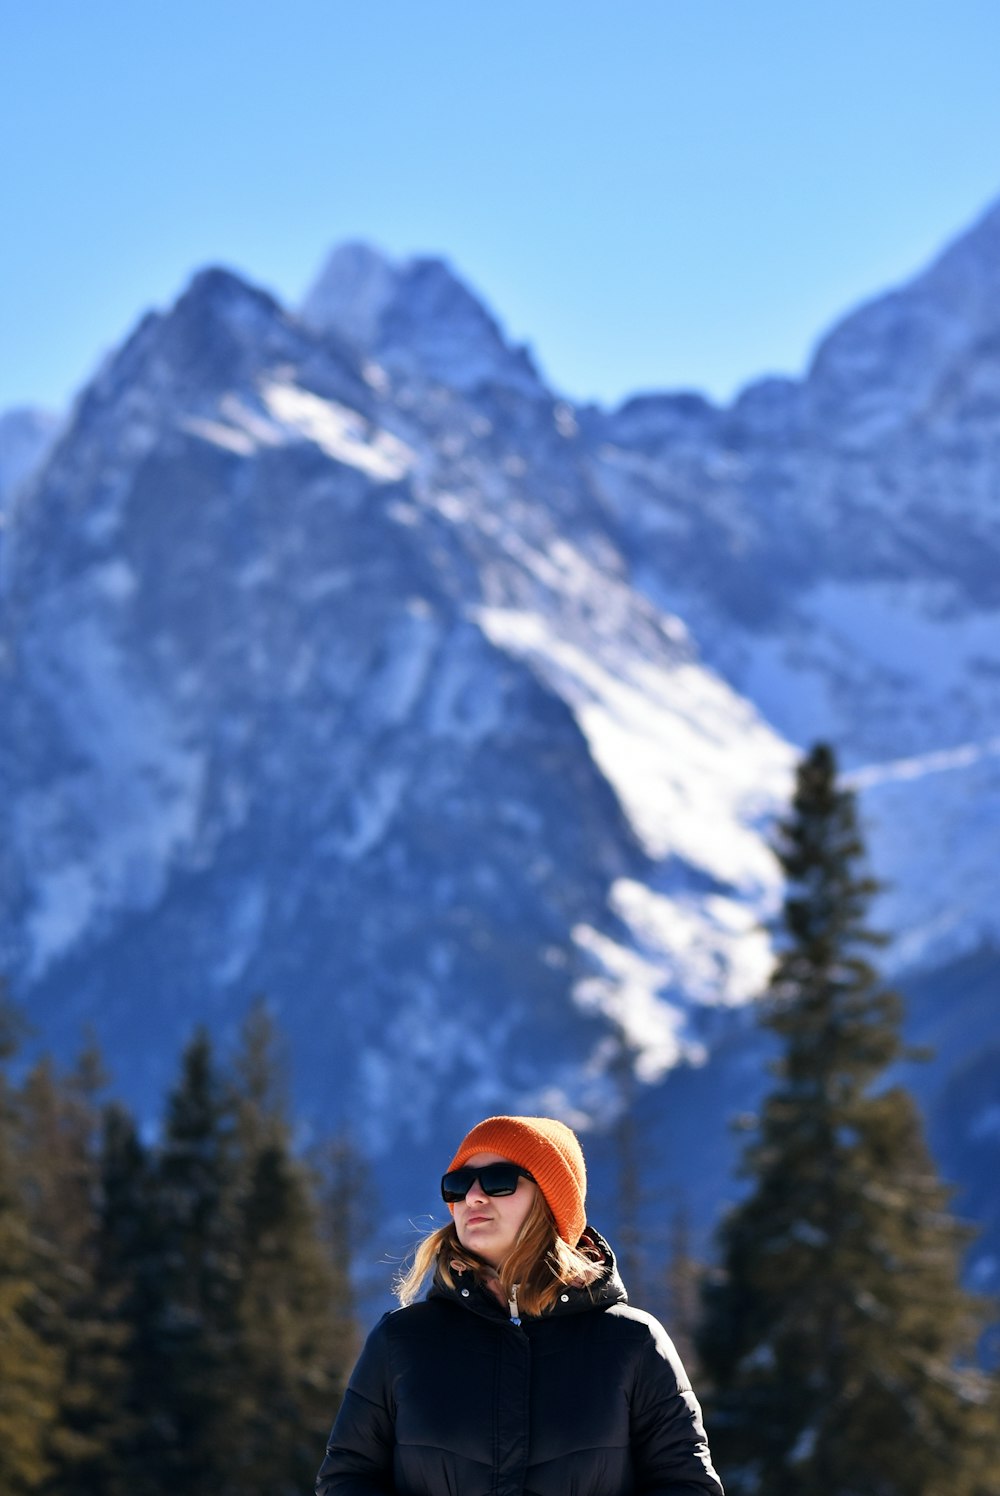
[299,240,401,352]
[804,195,1000,443]
[300,241,544,397]
[155,266,293,386]
[5,197,1000,1292]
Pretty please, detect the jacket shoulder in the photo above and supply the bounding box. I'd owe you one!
[373,1297,456,1342]
[600,1303,693,1391]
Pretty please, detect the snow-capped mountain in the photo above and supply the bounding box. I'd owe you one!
[2,264,789,1142]
[3,202,999,1288]
[583,201,1000,981]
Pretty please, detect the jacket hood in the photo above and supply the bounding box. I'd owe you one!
[428,1225,628,1320]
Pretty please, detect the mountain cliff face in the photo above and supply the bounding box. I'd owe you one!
[0,406,61,541]
[3,206,999,1285]
[582,204,1000,984]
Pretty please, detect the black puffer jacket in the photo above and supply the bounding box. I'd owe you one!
[316,1231,723,1496]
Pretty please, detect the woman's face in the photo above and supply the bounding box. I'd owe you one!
[453,1151,537,1269]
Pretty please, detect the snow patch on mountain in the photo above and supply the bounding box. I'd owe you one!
[211,880,268,986]
[850,736,1000,791]
[423,626,507,744]
[570,874,777,1085]
[334,764,409,860]
[610,877,775,1010]
[734,580,1000,762]
[176,380,416,481]
[851,738,1000,975]
[260,380,415,480]
[572,921,703,1079]
[19,612,205,979]
[477,605,793,888]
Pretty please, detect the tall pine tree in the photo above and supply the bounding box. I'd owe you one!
[0,987,62,1495]
[697,744,999,1496]
[18,1046,131,1496]
[227,999,356,1496]
[153,1027,244,1493]
[93,1100,168,1496]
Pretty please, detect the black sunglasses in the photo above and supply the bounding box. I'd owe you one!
[441,1162,535,1203]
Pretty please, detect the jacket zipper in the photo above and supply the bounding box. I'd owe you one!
[508,1284,521,1326]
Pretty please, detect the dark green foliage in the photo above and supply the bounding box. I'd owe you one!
[153,1028,244,1492]
[0,986,63,1495]
[94,1102,165,1496]
[226,1000,355,1496]
[0,993,361,1495]
[312,1129,368,1380]
[662,1204,702,1378]
[697,744,1000,1496]
[17,1049,133,1496]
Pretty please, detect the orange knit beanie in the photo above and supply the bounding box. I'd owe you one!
[447,1115,587,1246]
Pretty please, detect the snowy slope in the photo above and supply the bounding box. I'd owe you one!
[586,199,1000,983]
[2,261,792,1169]
[4,200,1000,1285]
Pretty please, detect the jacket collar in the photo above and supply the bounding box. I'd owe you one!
[427,1226,628,1320]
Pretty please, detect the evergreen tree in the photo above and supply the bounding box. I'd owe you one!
[697,744,1000,1496]
[0,987,62,1495]
[153,1027,244,1493]
[0,995,365,1495]
[17,1045,133,1495]
[313,1127,368,1375]
[609,1025,646,1304]
[93,1100,168,1496]
[227,1000,355,1496]
[662,1202,702,1377]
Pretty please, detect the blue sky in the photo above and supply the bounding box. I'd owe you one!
[3,1,1000,414]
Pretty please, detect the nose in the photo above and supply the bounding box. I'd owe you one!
[465,1175,488,1204]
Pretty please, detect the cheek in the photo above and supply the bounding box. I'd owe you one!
[510,1192,535,1235]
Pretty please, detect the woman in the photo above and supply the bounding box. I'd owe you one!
[316,1114,724,1496]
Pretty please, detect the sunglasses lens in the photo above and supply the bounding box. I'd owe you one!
[479,1164,521,1196]
[440,1163,530,1202]
[441,1168,475,1203]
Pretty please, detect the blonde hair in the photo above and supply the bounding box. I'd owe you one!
[394,1190,603,1316]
